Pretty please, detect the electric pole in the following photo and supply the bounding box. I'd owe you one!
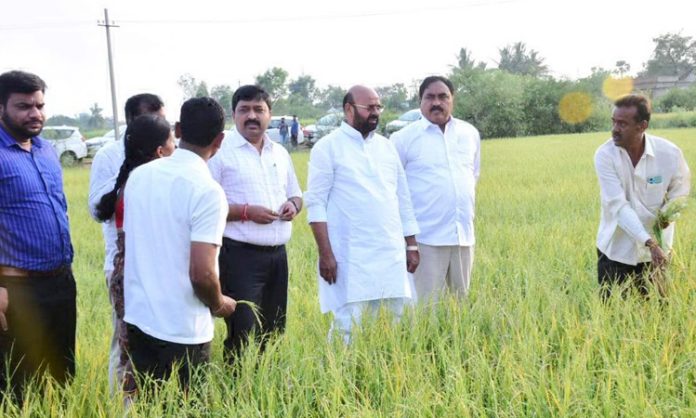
[98,9,120,140]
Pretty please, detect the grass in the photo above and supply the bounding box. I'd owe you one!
[2,128,696,417]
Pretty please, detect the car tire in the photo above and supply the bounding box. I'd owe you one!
[60,151,78,167]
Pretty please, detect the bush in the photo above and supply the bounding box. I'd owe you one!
[655,87,696,112]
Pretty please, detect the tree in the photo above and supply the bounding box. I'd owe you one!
[454,48,487,71]
[195,81,209,98]
[211,84,234,117]
[376,83,410,111]
[255,67,289,100]
[88,103,105,129]
[613,60,631,77]
[642,33,696,77]
[178,74,211,100]
[288,75,317,104]
[497,42,548,77]
[46,115,78,126]
[317,85,346,110]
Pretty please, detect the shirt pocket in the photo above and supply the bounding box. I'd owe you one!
[644,182,666,209]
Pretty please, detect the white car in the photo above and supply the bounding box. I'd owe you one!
[41,126,88,166]
[85,126,125,157]
[385,109,422,136]
[266,116,304,145]
[311,112,343,145]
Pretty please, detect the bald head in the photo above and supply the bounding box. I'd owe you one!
[343,85,382,138]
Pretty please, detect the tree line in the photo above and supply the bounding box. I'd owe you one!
[51,32,696,139]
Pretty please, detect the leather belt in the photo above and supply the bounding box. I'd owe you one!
[0,264,71,278]
[223,238,285,252]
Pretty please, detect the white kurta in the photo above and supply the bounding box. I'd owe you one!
[305,122,420,313]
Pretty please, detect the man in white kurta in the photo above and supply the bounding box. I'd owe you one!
[305,85,420,342]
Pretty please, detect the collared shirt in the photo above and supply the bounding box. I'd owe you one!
[87,135,125,274]
[305,122,420,313]
[123,148,227,344]
[595,134,691,265]
[391,116,481,246]
[0,124,73,270]
[207,129,302,246]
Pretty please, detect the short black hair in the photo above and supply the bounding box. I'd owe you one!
[342,92,354,108]
[419,76,454,99]
[179,97,225,147]
[615,94,651,123]
[232,85,272,112]
[0,70,46,106]
[124,93,164,124]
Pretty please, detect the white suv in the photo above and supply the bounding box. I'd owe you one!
[41,126,88,166]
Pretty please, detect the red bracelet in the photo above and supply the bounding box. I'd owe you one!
[241,203,249,222]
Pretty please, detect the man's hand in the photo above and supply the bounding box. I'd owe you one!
[406,250,420,273]
[247,205,279,224]
[319,252,338,284]
[0,287,8,331]
[646,238,669,268]
[211,295,236,318]
[278,201,298,221]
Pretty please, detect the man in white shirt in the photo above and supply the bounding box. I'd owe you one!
[207,85,302,364]
[595,94,690,299]
[392,76,481,302]
[123,97,235,389]
[305,85,420,343]
[87,93,165,390]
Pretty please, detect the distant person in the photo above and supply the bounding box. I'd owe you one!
[0,70,77,402]
[123,97,235,390]
[304,85,419,343]
[278,116,289,147]
[392,75,481,303]
[595,94,690,299]
[87,93,166,391]
[290,115,300,149]
[208,85,302,365]
[94,114,176,396]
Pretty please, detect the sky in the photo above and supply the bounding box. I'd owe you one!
[1,0,693,120]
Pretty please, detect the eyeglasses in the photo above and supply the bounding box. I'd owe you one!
[351,103,385,113]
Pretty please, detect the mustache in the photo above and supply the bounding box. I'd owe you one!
[430,106,444,113]
[244,120,260,127]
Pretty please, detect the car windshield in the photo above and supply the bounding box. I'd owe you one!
[400,110,421,122]
[42,129,74,140]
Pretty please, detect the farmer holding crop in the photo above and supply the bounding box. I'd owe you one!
[392,75,481,303]
[594,94,691,299]
[305,85,420,343]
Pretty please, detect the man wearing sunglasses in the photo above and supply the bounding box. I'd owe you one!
[305,85,419,343]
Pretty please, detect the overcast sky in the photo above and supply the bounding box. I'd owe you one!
[2,0,693,120]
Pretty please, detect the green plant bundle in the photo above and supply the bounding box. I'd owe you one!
[652,196,689,251]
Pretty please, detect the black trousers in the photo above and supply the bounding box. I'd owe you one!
[125,323,210,390]
[219,238,288,364]
[597,249,650,300]
[0,270,76,402]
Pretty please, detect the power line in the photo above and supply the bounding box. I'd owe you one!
[0,0,520,30]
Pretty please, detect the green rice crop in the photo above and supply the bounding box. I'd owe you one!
[2,128,695,417]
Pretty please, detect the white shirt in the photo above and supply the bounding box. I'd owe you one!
[207,129,302,246]
[305,122,420,313]
[392,117,480,246]
[123,149,228,344]
[88,135,125,274]
[595,134,691,265]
